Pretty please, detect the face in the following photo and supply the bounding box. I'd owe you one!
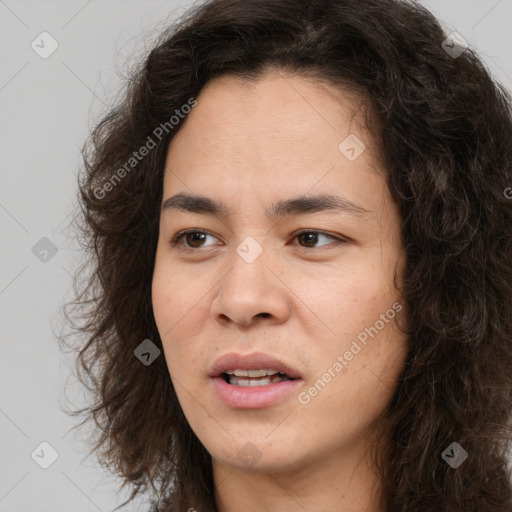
[152,69,408,479]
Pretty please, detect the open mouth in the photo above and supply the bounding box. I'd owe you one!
[211,362,302,408]
[222,371,296,387]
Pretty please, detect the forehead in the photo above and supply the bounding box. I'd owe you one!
[162,70,387,214]
[168,70,377,159]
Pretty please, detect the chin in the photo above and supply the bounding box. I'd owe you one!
[209,436,310,474]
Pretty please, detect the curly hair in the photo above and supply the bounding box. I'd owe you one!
[59,0,512,510]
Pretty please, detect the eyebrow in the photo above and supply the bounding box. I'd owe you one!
[161,192,370,219]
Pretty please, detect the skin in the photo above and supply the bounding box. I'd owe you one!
[152,69,408,512]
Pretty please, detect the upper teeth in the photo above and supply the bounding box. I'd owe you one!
[225,369,281,377]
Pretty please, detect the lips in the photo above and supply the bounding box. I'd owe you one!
[208,351,302,380]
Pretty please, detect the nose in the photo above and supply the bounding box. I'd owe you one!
[210,246,291,328]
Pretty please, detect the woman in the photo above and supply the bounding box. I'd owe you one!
[61,0,512,510]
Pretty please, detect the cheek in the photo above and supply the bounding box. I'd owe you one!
[294,263,398,342]
[296,260,406,398]
[304,319,407,437]
[151,255,211,377]
[152,251,207,336]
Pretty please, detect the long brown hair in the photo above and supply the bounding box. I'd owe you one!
[59,0,512,510]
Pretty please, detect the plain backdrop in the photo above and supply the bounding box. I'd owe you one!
[1,1,511,511]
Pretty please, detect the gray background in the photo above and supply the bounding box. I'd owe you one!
[1,1,511,511]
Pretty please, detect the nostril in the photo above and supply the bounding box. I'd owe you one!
[258,313,271,318]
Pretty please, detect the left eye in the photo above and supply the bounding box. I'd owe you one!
[170,229,344,251]
[294,230,339,248]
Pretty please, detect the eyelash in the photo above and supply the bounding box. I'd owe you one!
[169,229,348,253]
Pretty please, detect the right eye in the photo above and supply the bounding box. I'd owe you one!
[169,230,221,251]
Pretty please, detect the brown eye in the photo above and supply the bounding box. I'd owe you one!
[169,229,346,253]
[170,230,219,250]
[183,232,207,248]
[294,231,342,249]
